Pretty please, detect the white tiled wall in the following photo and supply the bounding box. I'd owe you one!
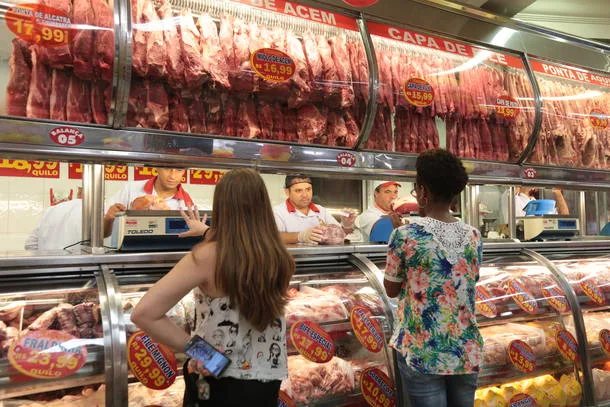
[0,165,286,252]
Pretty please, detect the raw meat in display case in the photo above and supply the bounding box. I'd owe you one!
[125,0,368,148]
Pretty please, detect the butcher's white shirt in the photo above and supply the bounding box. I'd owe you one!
[352,205,389,242]
[273,201,339,233]
[107,179,189,211]
[501,191,532,223]
[25,199,83,251]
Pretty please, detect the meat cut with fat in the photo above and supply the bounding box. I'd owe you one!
[328,35,354,108]
[142,0,166,78]
[198,13,230,89]
[144,81,169,129]
[158,0,184,88]
[236,99,261,139]
[92,0,114,82]
[168,93,189,133]
[7,39,31,117]
[131,0,147,77]
[50,69,70,121]
[297,104,327,144]
[26,50,51,119]
[73,0,95,80]
[67,75,92,123]
[91,81,110,125]
[178,9,208,88]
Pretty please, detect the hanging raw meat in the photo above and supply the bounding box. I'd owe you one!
[187,95,206,134]
[286,31,311,108]
[168,93,189,133]
[6,39,31,117]
[198,13,230,89]
[91,81,109,125]
[66,75,92,123]
[73,0,95,80]
[92,0,114,82]
[50,69,70,121]
[231,18,253,93]
[42,0,72,68]
[157,0,184,88]
[127,77,146,127]
[178,9,208,88]
[141,0,166,78]
[297,104,327,144]
[26,50,51,119]
[204,91,223,135]
[236,98,261,139]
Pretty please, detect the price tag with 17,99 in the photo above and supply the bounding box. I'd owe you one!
[6,3,74,47]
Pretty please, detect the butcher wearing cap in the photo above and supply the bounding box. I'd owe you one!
[274,174,355,244]
[351,181,403,242]
[103,168,194,236]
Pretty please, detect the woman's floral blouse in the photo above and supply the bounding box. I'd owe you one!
[385,217,484,375]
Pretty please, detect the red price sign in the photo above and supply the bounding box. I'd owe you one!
[508,340,536,373]
[68,164,128,181]
[189,169,225,185]
[337,152,357,167]
[127,331,177,390]
[0,160,60,178]
[580,280,605,305]
[289,321,335,363]
[8,330,88,379]
[350,307,384,353]
[541,286,570,313]
[556,329,579,363]
[278,390,296,407]
[590,110,609,129]
[475,286,497,318]
[506,279,539,314]
[510,393,537,407]
[251,48,295,82]
[599,329,610,355]
[49,127,85,146]
[404,78,434,107]
[6,4,74,47]
[496,95,520,120]
[360,367,395,407]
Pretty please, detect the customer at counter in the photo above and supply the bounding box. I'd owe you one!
[384,149,483,407]
[349,181,402,242]
[274,174,355,244]
[103,168,194,236]
[131,168,294,406]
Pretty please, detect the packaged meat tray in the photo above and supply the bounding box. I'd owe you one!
[281,356,355,405]
[593,368,610,402]
[555,260,610,298]
[285,286,349,326]
[480,323,548,366]
[564,311,610,346]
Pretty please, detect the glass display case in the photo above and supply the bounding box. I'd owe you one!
[0,265,108,406]
[107,253,396,407]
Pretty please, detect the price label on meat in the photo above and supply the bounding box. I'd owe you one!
[556,329,579,363]
[599,329,610,355]
[403,78,434,107]
[127,331,177,390]
[360,367,396,407]
[278,390,297,407]
[251,48,295,82]
[508,340,536,373]
[580,280,605,305]
[7,330,88,379]
[289,321,335,363]
[590,110,609,129]
[350,307,384,353]
[506,279,539,314]
[6,4,74,47]
[509,393,537,407]
[475,286,498,318]
[496,95,520,120]
[541,286,570,313]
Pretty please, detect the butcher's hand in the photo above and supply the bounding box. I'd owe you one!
[104,203,126,221]
[339,208,356,232]
[188,358,212,377]
[298,226,325,244]
[389,212,403,229]
[179,206,209,238]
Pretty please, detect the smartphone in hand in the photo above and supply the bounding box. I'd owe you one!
[184,335,231,378]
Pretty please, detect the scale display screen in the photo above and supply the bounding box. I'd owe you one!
[166,218,188,234]
[558,219,577,229]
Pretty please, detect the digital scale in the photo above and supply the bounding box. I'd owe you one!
[519,215,580,241]
[110,211,209,251]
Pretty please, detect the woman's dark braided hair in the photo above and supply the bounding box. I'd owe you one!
[416,149,468,204]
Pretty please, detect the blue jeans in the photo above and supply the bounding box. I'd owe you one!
[396,353,477,407]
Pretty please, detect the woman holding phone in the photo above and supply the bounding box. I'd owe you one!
[132,168,295,406]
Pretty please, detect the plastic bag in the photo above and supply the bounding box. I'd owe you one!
[285,286,349,326]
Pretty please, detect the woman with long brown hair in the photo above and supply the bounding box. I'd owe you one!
[132,168,295,406]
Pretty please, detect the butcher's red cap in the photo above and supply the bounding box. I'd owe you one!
[375,181,401,191]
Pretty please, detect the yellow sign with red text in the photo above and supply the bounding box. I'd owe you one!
[8,330,88,379]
